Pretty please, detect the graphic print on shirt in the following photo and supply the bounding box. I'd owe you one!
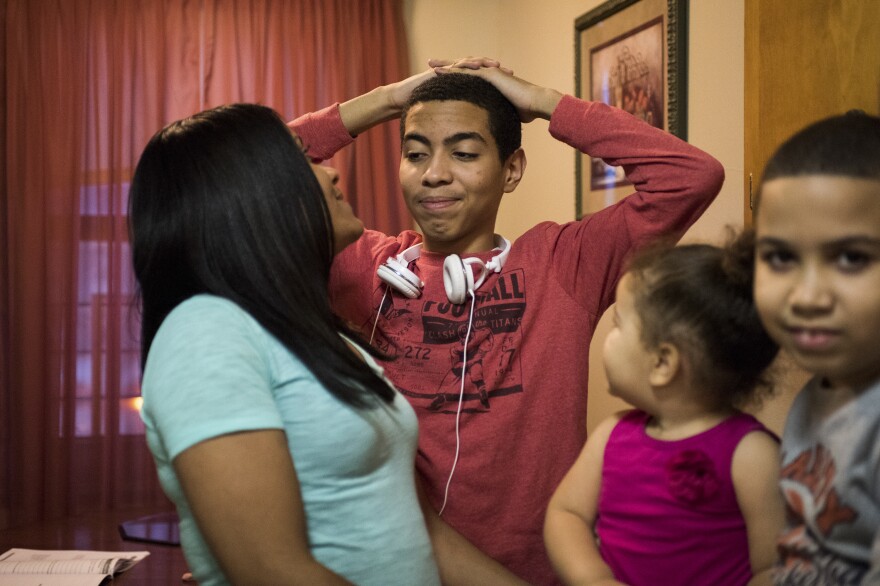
[369,270,526,414]
[777,443,865,583]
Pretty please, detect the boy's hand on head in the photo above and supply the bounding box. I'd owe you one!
[432,62,562,123]
[385,68,436,111]
[428,56,513,75]
[384,58,510,112]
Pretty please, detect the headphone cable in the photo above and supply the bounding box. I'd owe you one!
[438,289,477,516]
[369,286,391,347]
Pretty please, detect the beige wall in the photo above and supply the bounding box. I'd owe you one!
[403,1,792,435]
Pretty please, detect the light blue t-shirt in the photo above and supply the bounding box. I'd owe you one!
[140,295,440,586]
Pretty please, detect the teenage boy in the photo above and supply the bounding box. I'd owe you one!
[290,60,724,585]
[751,111,880,584]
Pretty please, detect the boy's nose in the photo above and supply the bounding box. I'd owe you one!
[422,156,453,186]
[789,267,833,315]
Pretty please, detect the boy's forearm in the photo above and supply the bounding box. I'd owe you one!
[426,518,529,586]
[338,69,436,136]
[338,85,401,137]
[416,473,527,585]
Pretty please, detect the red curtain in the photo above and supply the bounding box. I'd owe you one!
[1,0,410,529]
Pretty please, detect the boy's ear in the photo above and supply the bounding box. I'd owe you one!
[502,148,526,193]
[649,342,681,387]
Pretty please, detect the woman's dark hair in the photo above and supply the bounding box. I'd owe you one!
[626,238,779,408]
[401,73,522,162]
[129,103,393,407]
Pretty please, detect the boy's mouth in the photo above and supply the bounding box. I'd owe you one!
[787,326,839,352]
[418,195,461,211]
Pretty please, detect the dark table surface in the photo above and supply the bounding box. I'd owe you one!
[0,508,188,585]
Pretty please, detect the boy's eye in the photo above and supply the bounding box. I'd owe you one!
[453,151,478,161]
[404,152,427,163]
[835,250,871,272]
[759,248,796,270]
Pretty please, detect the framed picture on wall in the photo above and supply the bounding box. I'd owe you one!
[575,0,688,218]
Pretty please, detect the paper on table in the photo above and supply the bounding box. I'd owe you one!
[0,548,149,585]
[0,574,110,586]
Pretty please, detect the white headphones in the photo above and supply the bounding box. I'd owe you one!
[377,235,511,304]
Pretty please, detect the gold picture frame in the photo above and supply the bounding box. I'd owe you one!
[575,0,688,218]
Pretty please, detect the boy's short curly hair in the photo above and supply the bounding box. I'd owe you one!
[756,111,880,212]
[400,73,522,162]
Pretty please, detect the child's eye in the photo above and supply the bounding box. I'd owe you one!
[835,250,871,272]
[759,249,796,270]
[453,151,478,161]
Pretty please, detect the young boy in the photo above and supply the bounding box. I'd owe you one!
[751,111,880,584]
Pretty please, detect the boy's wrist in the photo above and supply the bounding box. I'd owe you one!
[536,88,564,120]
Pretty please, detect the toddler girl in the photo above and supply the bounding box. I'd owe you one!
[544,242,784,586]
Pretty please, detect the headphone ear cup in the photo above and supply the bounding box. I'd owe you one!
[378,260,423,298]
[443,254,475,304]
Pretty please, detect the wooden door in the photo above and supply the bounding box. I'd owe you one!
[744,0,880,223]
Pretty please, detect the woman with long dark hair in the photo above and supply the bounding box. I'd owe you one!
[129,103,440,585]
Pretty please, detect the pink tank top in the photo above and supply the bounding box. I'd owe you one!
[597,410,776,586]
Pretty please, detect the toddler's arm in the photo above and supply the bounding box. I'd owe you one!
[731,430,785,586]
[544,414,626,586]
